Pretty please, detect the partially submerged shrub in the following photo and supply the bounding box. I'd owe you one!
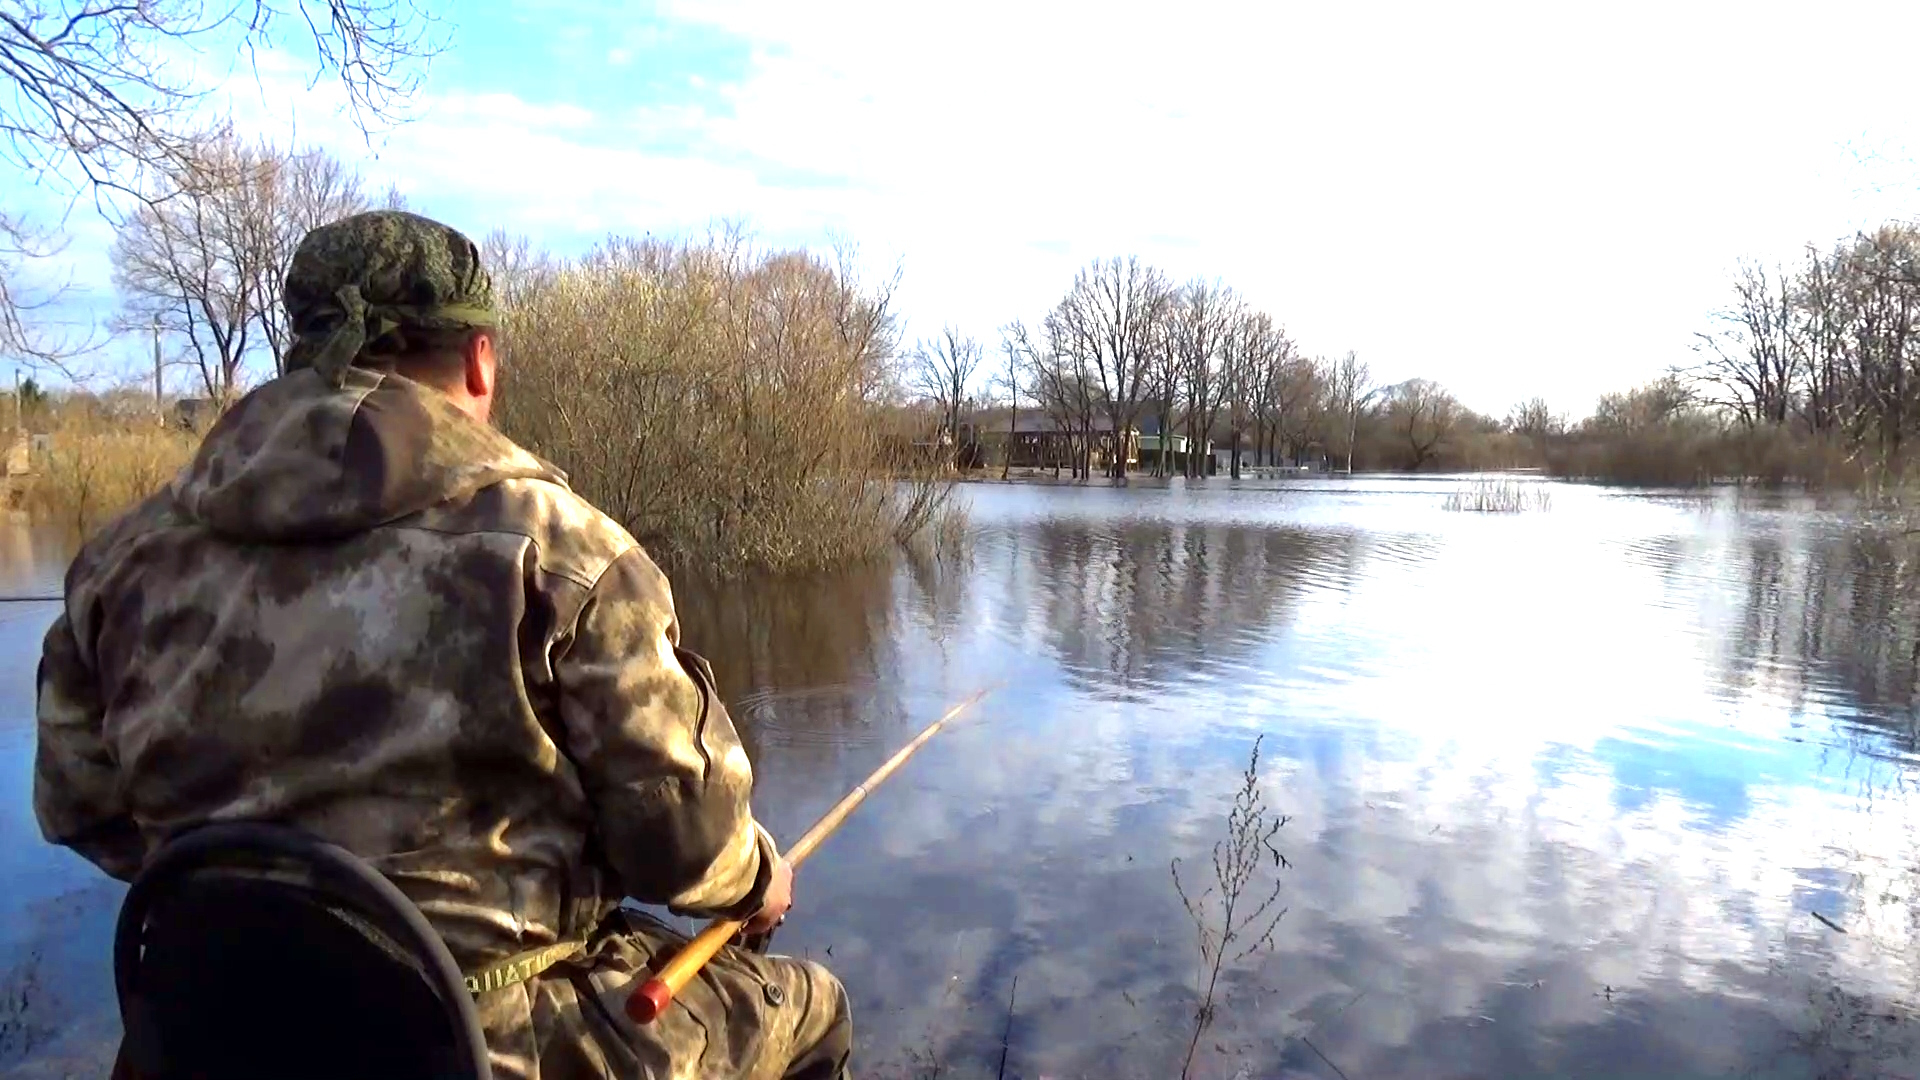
[1443,477,1552,513]
[1541,415,1865,489]
[496,228,955,577]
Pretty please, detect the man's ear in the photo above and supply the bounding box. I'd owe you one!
[465,330,497,399]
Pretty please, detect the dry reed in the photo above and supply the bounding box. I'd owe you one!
[19,402,203,544]
[1442,477,1553,513]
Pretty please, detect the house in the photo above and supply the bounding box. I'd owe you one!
[989,414,1140,471]
[1137,414,1210,474]
[1211,445,1254,475]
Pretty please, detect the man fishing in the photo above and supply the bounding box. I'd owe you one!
[32,210,852,1080]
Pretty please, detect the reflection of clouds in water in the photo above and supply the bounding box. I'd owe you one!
[8,482,1920,1076]
[824,679,1920,1076]
[772,485,1920,1075]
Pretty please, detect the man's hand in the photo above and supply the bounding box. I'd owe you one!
[743,853,793,935]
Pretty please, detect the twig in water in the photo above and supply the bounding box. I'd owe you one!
[1172,735,1292,1080]
[996,975,1017,1080]
[1300,1036,1354,1080]
[1812,910,1848,934]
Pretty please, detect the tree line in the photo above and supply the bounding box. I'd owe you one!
[38,126,1920,493]
[912,261,1525,480]
[907,224,1920,486]
[910,262,1385,481]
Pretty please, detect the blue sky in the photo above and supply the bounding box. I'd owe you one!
[11,0,1920,416]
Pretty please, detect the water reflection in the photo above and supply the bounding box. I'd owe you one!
[3,482,1920,1079]
[1633,518,1920,759]
[984,517,1387,703]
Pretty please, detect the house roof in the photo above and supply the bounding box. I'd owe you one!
[988,413,1135,435]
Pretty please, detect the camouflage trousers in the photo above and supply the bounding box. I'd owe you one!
[478,909,853,1080]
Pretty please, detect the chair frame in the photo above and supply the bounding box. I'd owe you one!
[112,821,493,1080]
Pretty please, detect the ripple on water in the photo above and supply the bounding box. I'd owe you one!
[732,683,884,748]
[1367,531,1445,572]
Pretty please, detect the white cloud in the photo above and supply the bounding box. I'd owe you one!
[17,0,1920,414]
[638,0,1920,414]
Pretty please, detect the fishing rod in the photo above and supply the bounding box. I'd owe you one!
[625,684,998,1024]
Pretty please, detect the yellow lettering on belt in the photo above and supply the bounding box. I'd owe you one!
[464,940,586,996]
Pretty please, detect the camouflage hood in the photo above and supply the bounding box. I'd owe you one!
[172,367,564,542]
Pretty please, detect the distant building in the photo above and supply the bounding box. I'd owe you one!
[987,414,1139,471]
[1137,414,1207,474]
[1211,445,1254,475]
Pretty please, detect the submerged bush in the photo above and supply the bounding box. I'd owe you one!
[494,229,954,577]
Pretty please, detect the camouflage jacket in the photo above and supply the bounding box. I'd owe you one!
[33,367,777,975]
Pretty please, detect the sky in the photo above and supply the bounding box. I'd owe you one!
[11,0,1920,419]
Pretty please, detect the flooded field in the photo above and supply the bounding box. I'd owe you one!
[3,476,1919,1078]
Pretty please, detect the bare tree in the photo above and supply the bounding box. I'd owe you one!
[2,1,448,199]
[1833,225,1920,462]
[493,231,930,576]
[1172,279,1235,477]
[1049,256,1168,478]
[1793,240,1848,436]
[112,132,364,401]
[997,330,1021,480]
[3,2,444,380]
[481,228,553,309]
[1507,397,1565,438]
[1588,374,1693,434]
[1144,304,1179,476]
[910,326,981,464]
[112,133,264,403]
[1266,350,1319,468]
[249,145,369,373]
[1328,350,1373,474]
[1222,310,1290,479]
[1008,317,1094,479]
[0,213,103,372]
[825,237,902,407]
[1384,378,1459,469]
[1691,259,1796,427]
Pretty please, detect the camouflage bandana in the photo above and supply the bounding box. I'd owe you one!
[282,210,497,388]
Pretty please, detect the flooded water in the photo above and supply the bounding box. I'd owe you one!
[4,476,1920,1078]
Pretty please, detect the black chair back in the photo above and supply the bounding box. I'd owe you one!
[111,822,492,1080]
